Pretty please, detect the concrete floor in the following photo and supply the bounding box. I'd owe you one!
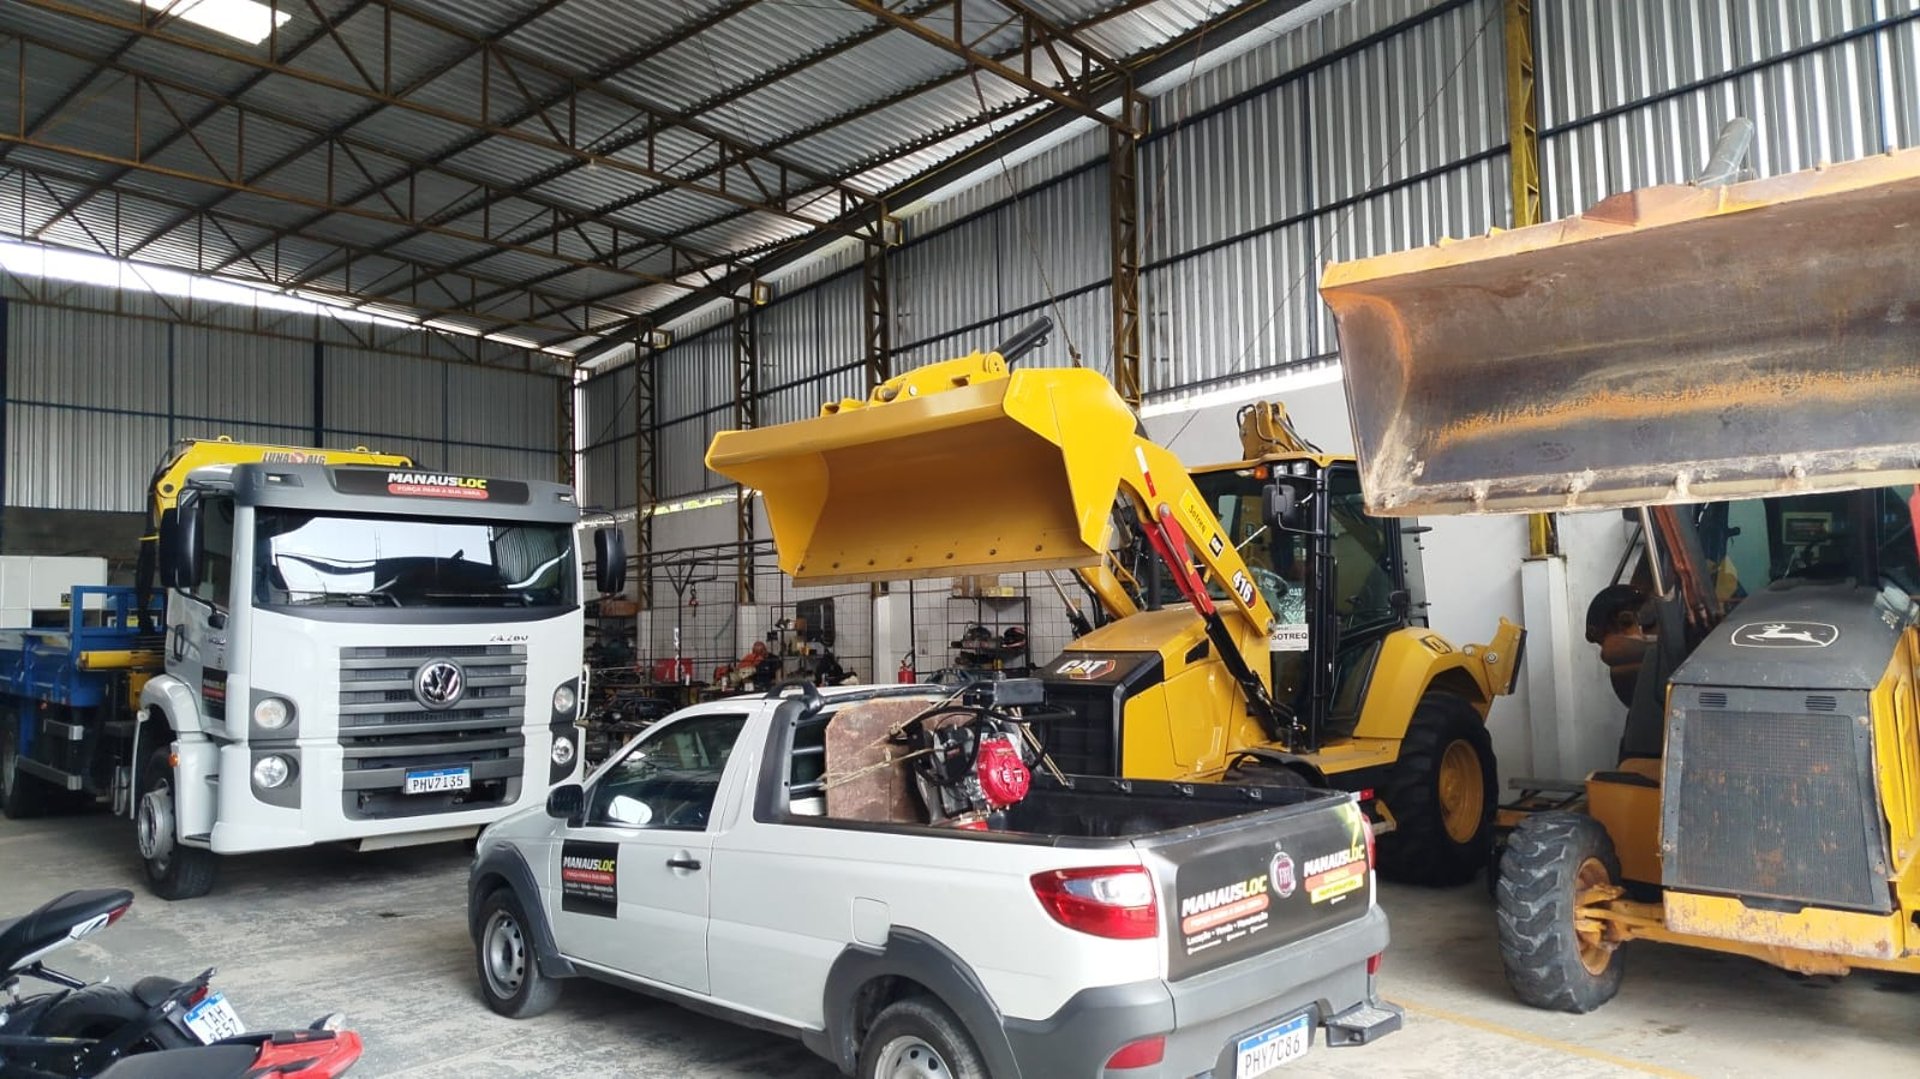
[3,811,1917,1078]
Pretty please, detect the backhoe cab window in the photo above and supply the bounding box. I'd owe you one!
[1707,488,1919,601]
[1325,470,1396,630]
[254,511,576,609]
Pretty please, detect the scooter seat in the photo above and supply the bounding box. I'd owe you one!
[0,888,134,975]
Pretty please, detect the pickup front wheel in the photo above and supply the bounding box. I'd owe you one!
[476,887,563,1019]
[858,998,988,1079]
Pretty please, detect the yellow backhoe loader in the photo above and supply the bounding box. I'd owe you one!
[1320,129,1920,1008]
[707,328,1522,885]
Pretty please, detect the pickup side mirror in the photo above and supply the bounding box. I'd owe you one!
[1263,483,1304,531]
[547,783,584,823]
[593,528,628,595]
[158,501,204,590]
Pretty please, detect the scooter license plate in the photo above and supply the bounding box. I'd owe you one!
[1235,1011,1310,1078]
[184,992,246,1044]
[403,767,471,794]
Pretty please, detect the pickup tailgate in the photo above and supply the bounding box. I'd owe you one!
[1138,792,1373,980]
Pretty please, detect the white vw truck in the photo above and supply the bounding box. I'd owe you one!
[132,462,614,899]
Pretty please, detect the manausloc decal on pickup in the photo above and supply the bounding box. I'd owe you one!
[560,840,619,917]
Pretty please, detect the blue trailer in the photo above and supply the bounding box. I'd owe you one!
[0,586,164,818]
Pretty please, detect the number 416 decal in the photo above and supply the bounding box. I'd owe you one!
[1230,571,1256,605]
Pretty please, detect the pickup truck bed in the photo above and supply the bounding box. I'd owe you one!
[470,685,1399,1078]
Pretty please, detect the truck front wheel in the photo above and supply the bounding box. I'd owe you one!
[858,998,988,1079]
[137,751,216,900]
[1376,694,1496,886]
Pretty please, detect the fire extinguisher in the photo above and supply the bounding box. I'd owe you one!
[897,649,916,684]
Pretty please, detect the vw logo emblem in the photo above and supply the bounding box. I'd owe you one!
[414,659,465,709]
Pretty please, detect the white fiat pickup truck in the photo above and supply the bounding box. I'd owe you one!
[467,682,1400,1078]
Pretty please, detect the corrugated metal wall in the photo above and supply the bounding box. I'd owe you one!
[580,0,1920,513]
[0,289,567,514]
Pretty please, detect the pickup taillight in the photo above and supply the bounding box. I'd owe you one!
[1030,866,1158,940]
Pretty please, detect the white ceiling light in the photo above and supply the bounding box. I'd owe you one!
[141,0,291,46]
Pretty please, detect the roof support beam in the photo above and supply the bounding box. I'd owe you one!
[837,0,1139,135]
[14,0,866,235]
[0,157,608,342]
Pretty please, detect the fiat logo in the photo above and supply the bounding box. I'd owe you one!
[414,659,465,709]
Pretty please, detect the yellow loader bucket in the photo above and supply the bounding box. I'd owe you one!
[706,353,1139,584]
[1321,147,1920,517]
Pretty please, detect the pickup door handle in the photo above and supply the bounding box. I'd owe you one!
[666,857,703,871]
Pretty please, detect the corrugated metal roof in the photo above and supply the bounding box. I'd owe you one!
[0,0,1263,350]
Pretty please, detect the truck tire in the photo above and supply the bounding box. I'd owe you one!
[1494,811,1624,1013]
[1376,694,1496,887]
[36,983,195,1051]
[137,751,217,901]
[2,721,46,820]
[475,887,563,1019]
[857,997,988,1079]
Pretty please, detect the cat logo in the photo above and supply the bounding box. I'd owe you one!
[1054,658,1117,680]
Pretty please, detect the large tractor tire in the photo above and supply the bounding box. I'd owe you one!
[1376,694,1496,886]
[1494,811,1625,1013]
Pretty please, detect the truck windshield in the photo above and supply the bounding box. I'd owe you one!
[254,510,576,609]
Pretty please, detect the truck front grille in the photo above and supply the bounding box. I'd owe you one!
[336,644,528,819]
[1663,687,1890,913]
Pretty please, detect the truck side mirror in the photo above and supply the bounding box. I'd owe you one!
[547,783,584,823]
[159,502,203,590]
[593,528,627,595]
[1263,483,1303,531]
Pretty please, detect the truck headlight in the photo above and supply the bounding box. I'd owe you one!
[252,754,293,789]
[253,697,293,731]
[550,735,576,767]
[552,683,577,715]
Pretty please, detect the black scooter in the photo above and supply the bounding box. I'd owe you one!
[0,890,358,1078]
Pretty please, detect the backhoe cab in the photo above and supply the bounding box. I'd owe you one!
[707,323,1523,886]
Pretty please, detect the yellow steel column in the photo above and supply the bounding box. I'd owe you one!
[1506,0,1555,556]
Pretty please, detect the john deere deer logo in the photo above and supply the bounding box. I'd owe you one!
[1730,622,1839,649]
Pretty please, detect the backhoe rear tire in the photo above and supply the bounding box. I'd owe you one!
[1494,812,1624,1013]
[1376,694,1496,886]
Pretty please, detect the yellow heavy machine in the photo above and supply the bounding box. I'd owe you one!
[707,331,1522,884]
[1320,137,1920,1008]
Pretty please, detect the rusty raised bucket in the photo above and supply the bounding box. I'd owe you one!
[1319,147,1920,517]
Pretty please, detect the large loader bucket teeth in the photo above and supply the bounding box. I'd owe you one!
[706,356,1138,584]
[1320,147,1920,517]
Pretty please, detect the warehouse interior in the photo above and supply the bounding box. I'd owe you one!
[2,1,1919,1077]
